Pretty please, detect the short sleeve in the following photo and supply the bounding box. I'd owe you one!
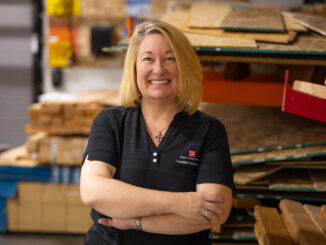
[196,122,234,192]
[82,109,119,168]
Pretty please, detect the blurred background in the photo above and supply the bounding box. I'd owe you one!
[0,0,326,244]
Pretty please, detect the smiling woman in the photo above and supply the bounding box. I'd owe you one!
[80,21,234,245]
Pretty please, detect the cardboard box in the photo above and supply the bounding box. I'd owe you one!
[6,182,92,234]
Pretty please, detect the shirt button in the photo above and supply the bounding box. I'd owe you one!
[153,152,158,156]
[153,159,157,163]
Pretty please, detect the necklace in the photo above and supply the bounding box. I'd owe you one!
[154,124,169,143]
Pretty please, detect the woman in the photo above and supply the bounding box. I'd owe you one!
[80,21,234,245]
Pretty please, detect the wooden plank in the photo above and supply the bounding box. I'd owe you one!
[253,205,293,245]
[283,12,326,37]
[293,80,326,100]
[184,33,257,49]
[279,199,326,245]
[220,7,284,32]
[268,169,315,191]
[188,2,231,28]
[310,170,326,191]
[282,14,308,32]
[303,204,326,238]
[321,205,326,222]
[234,164,284,185]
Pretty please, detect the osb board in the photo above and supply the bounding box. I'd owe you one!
[231,145,326,163]
[220,7,284,32]
[310,170,326,191]
[160,11,257,48]
[188,2,231,28]
[234,164,284,185]
[185,33,257,49]
[283,12,326,37]
[198,103,326,152]
[258,33,326,53]
[268,169,315,190]
[282,13,308,32]
[161,10,294,44]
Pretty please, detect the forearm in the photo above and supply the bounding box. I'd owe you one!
[81,174,180,218]
[142,213,214,235]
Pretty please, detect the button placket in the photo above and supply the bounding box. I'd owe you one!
[152,152,159,166]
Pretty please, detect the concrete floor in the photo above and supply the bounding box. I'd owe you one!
[0,233,85,245]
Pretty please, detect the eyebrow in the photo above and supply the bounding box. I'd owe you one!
[140,50,174,56]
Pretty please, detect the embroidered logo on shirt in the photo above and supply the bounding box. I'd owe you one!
[189,150,196,157]
[176,150,199,167]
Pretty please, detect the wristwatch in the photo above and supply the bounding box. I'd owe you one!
[135,217,142,231]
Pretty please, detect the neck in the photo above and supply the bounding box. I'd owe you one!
[140,99,180,122]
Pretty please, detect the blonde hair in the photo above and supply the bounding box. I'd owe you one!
[120,21,202,115]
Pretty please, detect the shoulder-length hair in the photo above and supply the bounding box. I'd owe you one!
[119,20,202,115]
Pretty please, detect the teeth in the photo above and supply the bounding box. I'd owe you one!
[150,80,169,84]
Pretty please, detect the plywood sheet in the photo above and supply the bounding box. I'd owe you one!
[163,9,296,44]
[258,33,326,53]
[283,12,326,37]
[198,103,326,152]
[234,164,284,185]
[184,33,257,49]
[220,7,284,32]
[160,10,189,30]
[232,145,326,163]
[283,13,308,32]
[188,2,231,28]
[160,11,257,48]
[268,169,314,191]
[254,206,293,245]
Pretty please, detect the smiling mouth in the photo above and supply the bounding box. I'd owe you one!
[149,80,170,85]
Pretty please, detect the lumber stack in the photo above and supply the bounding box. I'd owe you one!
[27,89,120,136]
[25,132,88,166]
[0,89,121,167]
[254,200,326,245]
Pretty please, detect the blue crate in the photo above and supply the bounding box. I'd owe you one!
[0,165,81,184]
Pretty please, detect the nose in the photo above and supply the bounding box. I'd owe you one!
[152,60,165,75]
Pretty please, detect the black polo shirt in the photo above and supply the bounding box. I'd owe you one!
[83,106,234,245]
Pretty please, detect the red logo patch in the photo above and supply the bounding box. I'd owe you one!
[189,150,196,157]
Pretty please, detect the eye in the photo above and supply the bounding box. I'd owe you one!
[165,56,176,62]
[143,57,153,62]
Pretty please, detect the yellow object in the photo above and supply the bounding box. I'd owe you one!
[49,40,72,67]
[47,0,80,16]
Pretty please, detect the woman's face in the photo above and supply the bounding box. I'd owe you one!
[136,33,179,103]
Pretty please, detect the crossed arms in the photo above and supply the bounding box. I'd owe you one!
[80,157,232,235]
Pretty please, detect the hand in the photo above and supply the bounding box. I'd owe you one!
[98,217,135,230]
[177,192,224,224]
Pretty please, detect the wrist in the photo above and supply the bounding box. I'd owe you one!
[135,217,142,231]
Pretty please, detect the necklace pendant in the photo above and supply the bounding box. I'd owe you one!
[155,131,163,143]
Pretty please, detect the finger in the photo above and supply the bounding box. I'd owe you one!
[98,218,113,226]
[202,192,224,203]
[204,202,224,217]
